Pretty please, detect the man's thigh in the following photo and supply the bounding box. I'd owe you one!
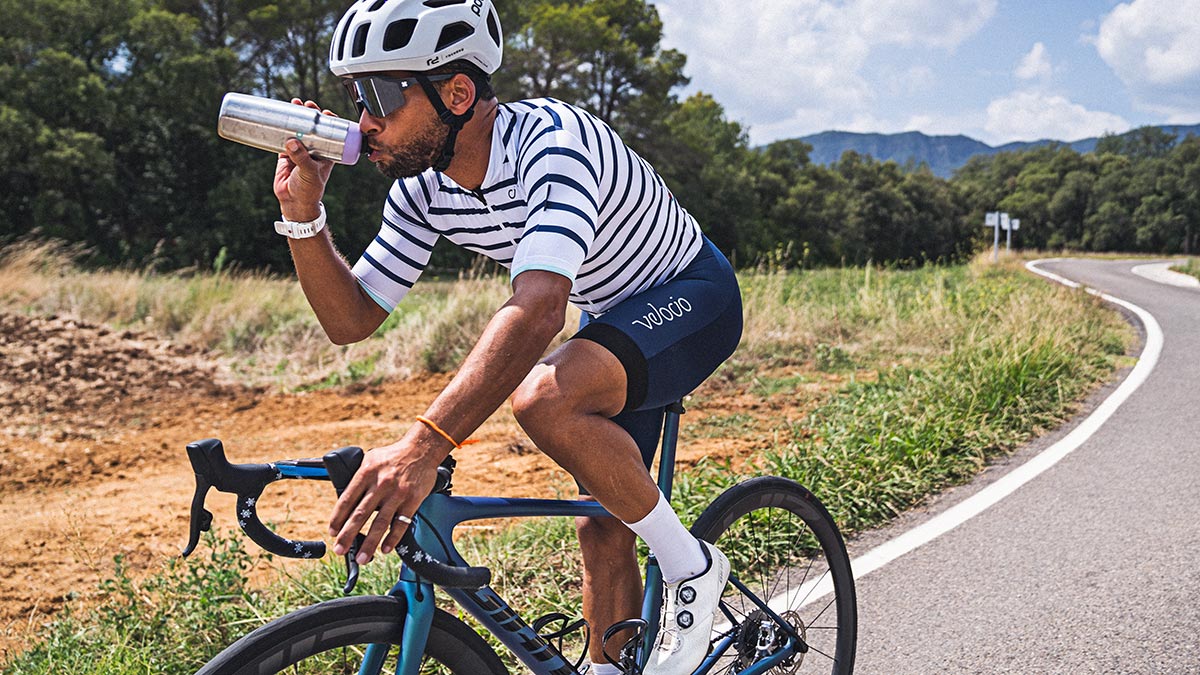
[571,238,743,413]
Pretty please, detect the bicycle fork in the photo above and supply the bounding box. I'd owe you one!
[358,579,436,675]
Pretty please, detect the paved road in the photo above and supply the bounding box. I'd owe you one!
[851,258,1200,674]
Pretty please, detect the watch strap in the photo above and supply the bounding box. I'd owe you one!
[275,202,327,239]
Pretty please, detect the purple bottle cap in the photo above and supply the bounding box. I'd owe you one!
[341,126,363,165]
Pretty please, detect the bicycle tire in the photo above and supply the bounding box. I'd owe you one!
[690,476,857,675]
[196,595,508,675]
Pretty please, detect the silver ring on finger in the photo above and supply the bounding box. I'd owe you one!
[394,514,413,525]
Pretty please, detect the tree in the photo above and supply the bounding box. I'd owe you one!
[493,0,687,162]
[0,0,133,253]
[1095,126,1178,160]
[656,93,755,254]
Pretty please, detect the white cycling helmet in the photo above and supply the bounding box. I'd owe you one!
[329,0,503,76]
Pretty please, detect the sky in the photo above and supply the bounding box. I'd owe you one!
[652,0,1200,146]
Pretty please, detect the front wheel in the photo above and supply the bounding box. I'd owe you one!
[197,595,508,675]
[690,476,857,675]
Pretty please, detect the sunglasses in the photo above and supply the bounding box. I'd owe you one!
[341,74,455,118]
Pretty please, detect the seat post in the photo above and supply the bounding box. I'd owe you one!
[655,400,686,499]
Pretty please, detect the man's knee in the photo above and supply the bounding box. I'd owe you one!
[511,364,560,430]
[513,342,627,430]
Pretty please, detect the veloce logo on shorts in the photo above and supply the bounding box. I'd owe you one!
[631,296,693,330]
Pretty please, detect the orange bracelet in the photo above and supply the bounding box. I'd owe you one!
[416,415,478,450]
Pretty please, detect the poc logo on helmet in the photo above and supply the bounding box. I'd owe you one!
[471,0,483,16]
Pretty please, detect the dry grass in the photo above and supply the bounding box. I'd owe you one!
[0,240,1128,393]
[0,239,579,389]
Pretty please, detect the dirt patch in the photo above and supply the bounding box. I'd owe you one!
[0,312,246,490]
[0,311,819,660]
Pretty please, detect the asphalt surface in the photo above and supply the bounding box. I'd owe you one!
[850,258,1200,674]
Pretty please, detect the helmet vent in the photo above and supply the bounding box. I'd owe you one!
[435,21,474,52]
[423,0,467,7]
[383,18,418,51]
[367,0,388,11]
[486,9,500,47]
[351,23,370,58]
[336,11,356,61]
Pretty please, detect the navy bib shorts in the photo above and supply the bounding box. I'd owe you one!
[571,237,743,478]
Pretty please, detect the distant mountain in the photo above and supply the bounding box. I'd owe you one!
[796,124,1200,178]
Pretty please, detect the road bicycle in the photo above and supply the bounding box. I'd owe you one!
[183,401,857,674]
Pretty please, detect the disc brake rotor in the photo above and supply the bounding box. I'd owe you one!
[734,609,806,674]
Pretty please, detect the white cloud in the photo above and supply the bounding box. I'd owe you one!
[1094,0,1200,114]
[845,0,998,49]
[657,1,870,130]
[656,0,997,143]
[1015,42,1052,81]
[905,112,987,138]
[1165,110,1200,125]
[984,90,1129,144]
[878,64,937,98]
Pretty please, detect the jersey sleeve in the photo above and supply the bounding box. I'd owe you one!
[351,177,440,312]
[510,111,601,282]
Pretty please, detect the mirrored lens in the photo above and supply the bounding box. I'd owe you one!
[343,77,409,118]
[341,80,366,116]
[341,74,455,118]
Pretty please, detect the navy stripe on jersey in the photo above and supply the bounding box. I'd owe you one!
[383,217,436,252]
[361,251,414,288]
[352,98,703,314]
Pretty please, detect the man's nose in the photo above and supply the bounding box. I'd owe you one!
[358,108,383,134]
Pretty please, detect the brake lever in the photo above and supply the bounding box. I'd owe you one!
[343,532,366,595]
[183,476,214,557]
[324,446,365,594]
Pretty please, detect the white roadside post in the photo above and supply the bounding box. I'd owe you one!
[985,212,1000,261]
[1007,218,1020,251]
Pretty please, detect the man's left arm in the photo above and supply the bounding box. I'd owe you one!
[328,270,572,563]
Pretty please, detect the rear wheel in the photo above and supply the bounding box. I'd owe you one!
[690,476,857,674]
[197,595,508,675]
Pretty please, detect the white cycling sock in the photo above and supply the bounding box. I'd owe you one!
[590,663,623,675]
[624,491,706,584]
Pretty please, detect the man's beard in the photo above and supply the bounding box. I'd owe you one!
[374,116,449,179]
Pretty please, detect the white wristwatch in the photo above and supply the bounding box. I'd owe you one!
[275,202,327,239]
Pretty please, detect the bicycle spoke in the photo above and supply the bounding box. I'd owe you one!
[691,478,856,674]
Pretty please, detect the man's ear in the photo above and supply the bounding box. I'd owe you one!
[447,73,477,114]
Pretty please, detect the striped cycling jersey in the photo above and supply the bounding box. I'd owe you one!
[351,98,703,316]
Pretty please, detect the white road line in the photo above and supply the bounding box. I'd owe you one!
[1131,261,1199,288]
[778,258,1164,612]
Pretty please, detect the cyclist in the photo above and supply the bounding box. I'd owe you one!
[271,1,741,673]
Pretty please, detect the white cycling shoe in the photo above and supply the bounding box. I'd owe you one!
[643,540,729,675]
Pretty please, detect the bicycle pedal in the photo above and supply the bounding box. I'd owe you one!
[602,618,647,675]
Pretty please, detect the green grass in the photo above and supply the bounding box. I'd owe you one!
[1172,257,1200,281]
[2,249,1134,672]
[4,532,259,674]
[688,411,758,438]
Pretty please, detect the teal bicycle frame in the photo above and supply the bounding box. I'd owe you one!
[275,401,800,675]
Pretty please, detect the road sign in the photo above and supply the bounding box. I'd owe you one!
[985,212,999,227]
[1011,218,1020,231]
[1000,213,1010,230]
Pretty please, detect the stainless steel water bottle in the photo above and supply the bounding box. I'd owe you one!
[217,92,362,165]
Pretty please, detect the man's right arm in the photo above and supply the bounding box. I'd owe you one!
[275,103,388,345]
[286,229,389,345]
